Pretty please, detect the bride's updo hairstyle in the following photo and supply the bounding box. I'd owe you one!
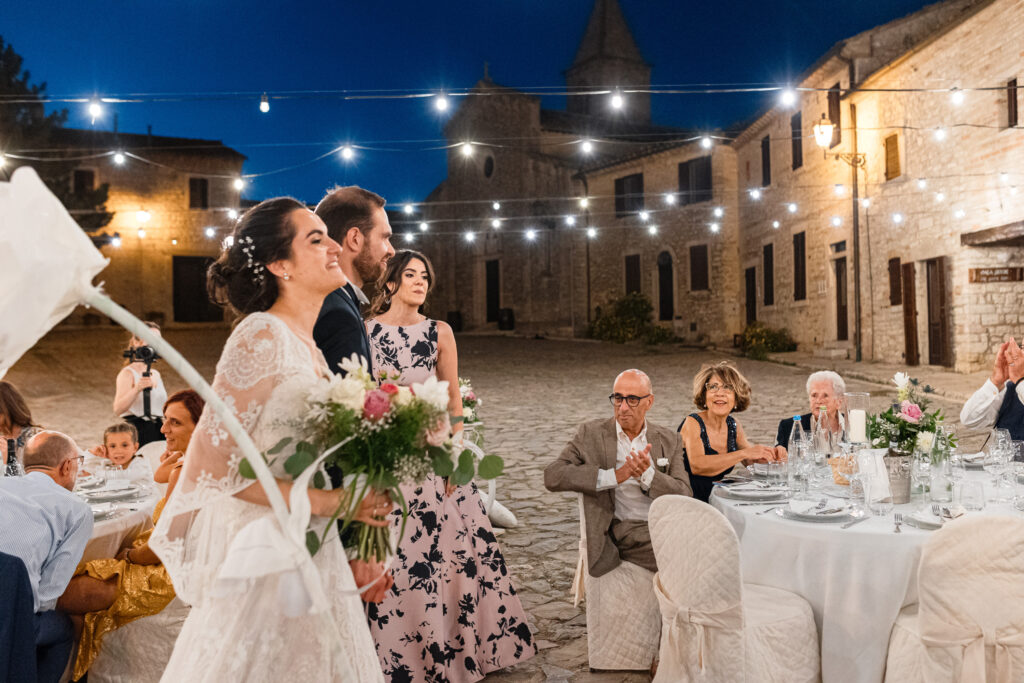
[207,197,307,315]
[368,249,435,316]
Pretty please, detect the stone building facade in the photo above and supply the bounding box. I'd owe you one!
[417,0,1023,372]
[52,128,245,327]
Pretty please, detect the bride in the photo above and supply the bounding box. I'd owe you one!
[150,197,389,681]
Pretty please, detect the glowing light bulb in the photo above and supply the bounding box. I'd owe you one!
[171,239,178,246]
[205,227,216,238]
[492,202,501,211]
[403,204,414,215]
[464,231,476,242]
[135,210,151,224]
[460,142,474,157]
[110,235,122,247]
[228,209,239,220]
[950,88,965,106]
[709,222,720,233]
[259,94,270,113]
[579,197,589,208]
[340,146,355,161]
[586,227,597,239]
[713,206,724,218]
[610,92,624,110]
[664,193,677,205]
[700,136,712,149]
[639,211,649,221]
[233,178,244,191]
[491,218,501,229]
[581,140,594,154]
[1000,172,1010,184]
[916,178,927,190]
[831,216,842,227]
[834,184,845,196]
[525,229,537,241]
[861,198,871,208]
[137,229,146,239]
[88,100,102,121]
[934,128,947,142]
[404,233,415,243]
[113,152,125,165]
[223,235,234,248]
[434,94,449,112]
[935,192,945,203]
[418,222,428,232]
[772,220,780,229]
[787,203,798,213]
[780,88,797,107]
[892,213,904,224]
[647,225,658,235]
[954,209,966,219]
[565,215,576,226]
[749,189,761,200]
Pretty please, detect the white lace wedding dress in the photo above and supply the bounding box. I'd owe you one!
[150,312,383,682]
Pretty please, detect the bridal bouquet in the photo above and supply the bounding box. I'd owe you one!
[459,377,483,424]
[244,355,503,561]
[867,372,949,453]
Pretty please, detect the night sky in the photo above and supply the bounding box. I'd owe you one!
[5,0,936,205]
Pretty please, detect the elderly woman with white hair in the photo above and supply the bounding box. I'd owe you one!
[774,370,847,452]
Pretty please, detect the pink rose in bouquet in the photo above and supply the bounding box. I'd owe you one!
[899,400,922,423]
[379,383,399,396]
[363,389,392,421]
[425,414,451,447]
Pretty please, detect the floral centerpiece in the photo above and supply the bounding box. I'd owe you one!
[459,377,482,425]
[242,355,503,562]
[867,372,949,453]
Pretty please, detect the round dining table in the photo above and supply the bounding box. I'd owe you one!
[711,469,1022,683]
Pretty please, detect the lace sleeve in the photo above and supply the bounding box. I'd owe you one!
[150,314,287,606]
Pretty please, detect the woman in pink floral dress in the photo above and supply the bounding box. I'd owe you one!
[365,250,535,683]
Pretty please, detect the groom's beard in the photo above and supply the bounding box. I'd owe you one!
[354,250,384,286]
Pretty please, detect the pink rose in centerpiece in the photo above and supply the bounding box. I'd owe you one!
[379,383,399,396]
[425,415,452,447]
[363,389,392,420]
[466,391,476,402]
[899,400,922,423]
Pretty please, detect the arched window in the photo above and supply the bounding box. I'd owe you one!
[657,251,674,321]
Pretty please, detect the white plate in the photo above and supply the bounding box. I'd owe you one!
[713,486,790,502]
[83,484,140,502]
[776,506,852,523]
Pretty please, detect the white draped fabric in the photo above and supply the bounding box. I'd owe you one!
[886,515,1024,683]
[150,313,383,682]
[650,495,819,683]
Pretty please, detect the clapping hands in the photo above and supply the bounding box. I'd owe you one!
[615,444,653,483]
[1005,337,1024,385]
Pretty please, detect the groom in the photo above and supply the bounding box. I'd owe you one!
[313,185,395,376]
[314,185,396,603]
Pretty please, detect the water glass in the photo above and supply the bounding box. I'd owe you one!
[929,461,953,503]
[1013,463,1024,512]
[956,481,986,511]
[1012,441,1024,463]
[768,461,786,486]
[949,452,967,482]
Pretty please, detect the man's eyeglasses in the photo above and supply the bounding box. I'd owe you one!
[705,382,735,394]
[609,393,651,407]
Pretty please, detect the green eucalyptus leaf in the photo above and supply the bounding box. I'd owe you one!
[238,457,257,479]
[306,530,321,556]
[284,450,315,477]
[313,471,326,489]
[432,451,454,477]
[451,450,475,486]
[267,437,292,455]
[476,454,504,479]
[458,449,475,470]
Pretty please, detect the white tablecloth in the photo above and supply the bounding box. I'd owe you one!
[82,490,161,563]
[711,471,1021,683]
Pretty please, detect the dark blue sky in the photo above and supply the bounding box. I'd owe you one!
[5,0,934,205]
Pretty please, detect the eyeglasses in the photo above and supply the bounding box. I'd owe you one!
[609,393,651,407]
[705,382,735,394]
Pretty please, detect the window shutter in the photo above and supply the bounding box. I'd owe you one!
[884,135,901,180]
[1008,78,1019,129]
[828,83,842,147]
[790,112,803,170]
[793,232,806,301]
[689,245,709,291]
[763,243,774,306]
[761,136,771,186]
[889,258,902,305]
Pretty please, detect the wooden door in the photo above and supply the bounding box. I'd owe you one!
[902,262,920,366]
[745,267,757,324]
[173,256,224,323]
[485,259,499,323]
[926,256,951,366]
[834,257,848,341]
[625,254,641,294]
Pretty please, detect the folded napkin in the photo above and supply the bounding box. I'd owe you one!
[961,452,986,463]
[789,498,841,514]
[860,450,891,503]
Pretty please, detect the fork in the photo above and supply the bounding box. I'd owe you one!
[893,512,903,533]
[931,503,942,517]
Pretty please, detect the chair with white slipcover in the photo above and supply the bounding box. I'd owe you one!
[137,440,167,494]
[884,515,1024,683]
[648,495,820,683]
[571,494,661,671]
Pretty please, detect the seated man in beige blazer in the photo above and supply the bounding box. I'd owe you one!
[545,369,692,577]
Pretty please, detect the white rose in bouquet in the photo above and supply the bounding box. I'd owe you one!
[463,406,475,422]
[329,376,367,412]
[411,376,450,411]
[393,385,414,407]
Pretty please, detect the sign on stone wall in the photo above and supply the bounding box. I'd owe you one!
[968,267,1024,283]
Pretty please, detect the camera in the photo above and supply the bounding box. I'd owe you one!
[123,345,160,364]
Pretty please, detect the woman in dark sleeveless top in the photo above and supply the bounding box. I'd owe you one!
[678,361,785,502]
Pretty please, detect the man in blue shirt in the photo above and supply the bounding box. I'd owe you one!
[0,430,92,682]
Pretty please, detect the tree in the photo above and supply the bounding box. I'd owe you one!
[0,35,113,233]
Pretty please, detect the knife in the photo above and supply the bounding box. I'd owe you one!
[841,515,871,529]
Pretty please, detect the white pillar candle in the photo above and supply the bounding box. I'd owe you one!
[849,409,867,443]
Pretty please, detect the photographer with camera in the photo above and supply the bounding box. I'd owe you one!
[112,322,167,447]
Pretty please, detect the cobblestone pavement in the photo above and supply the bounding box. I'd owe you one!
[6,330,974,683]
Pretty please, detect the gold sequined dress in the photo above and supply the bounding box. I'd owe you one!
[73,499,175,679]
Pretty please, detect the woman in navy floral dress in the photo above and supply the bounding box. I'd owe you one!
[365,250,535,683]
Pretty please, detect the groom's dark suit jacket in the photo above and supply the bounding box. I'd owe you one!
[314,283,373,377]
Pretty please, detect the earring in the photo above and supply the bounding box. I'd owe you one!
[282,272,291,281]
